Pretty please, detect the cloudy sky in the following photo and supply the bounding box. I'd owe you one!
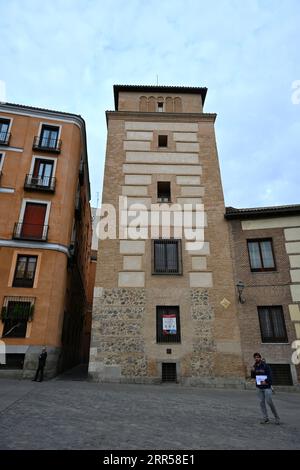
[1,0,299,208]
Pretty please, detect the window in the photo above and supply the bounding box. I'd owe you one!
[156,306,181,343]
[1,301,32,338]
[258,306,288,343]
[247,239,276,271]
[153,239,181,274]
[2,319,27,338]
[158,135,168,147]
[13,255,38,288]
[162,363,177,382]
[39,125,59,149]
[32,159,54,187]
[157,102,164,112]
[0,118,11,145]
[268,364,293,385]
[157,182,171,202]
[0,354,25,370]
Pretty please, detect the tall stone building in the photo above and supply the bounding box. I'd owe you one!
[89,85,245,385]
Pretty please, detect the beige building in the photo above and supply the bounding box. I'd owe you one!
[89,85,245,385]
[226,205,300,386]
[0,102,92,378]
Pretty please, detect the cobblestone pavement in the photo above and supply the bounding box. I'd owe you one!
[0,378,299,450]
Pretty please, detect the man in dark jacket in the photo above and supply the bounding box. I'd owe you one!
[251,352,280,424]
[32,347,47,382]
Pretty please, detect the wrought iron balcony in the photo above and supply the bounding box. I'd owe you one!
[32,136,61,153]
[24,174,56,192]
[13,223,48,241]
[0,131,11,146]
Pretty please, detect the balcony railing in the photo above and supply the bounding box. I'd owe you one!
[13,223,48,241]
[0,131,11,146]
[32,136,62,153]
[24,174,56,192]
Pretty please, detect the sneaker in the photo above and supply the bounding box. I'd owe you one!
[275,418,280,425]
[260,418,270,424]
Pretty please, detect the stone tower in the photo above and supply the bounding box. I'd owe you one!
[89,85,245,386]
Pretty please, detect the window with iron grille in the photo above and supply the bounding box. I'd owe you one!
[268,364,293,385]
[2,319,27,338]
[1,297,35,338]
[157,306,181,343]
[258,306,288,343]
[153,239,182,274]
[247,239,276,271]
[162,363,177,382]
[0,353,25,370]
[13,255,38,287]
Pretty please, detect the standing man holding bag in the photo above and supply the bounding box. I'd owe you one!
[251,352,280,425]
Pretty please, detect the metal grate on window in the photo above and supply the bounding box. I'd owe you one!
[1,297,35,322]
[258,306,288,343]
[268,364,293,386]
[162,363,177,382]
[153,239,181,274]
[0,353,25,370]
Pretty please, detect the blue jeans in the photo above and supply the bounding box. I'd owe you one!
[257,388,279,419]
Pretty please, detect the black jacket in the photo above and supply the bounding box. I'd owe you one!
[251,361,273,389]
[38,351,47,367]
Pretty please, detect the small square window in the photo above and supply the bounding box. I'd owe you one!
[158,135,168,147]
[157,181,171,202]
[157,102,164,112]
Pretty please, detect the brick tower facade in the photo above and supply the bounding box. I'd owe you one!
[89,85,245,386]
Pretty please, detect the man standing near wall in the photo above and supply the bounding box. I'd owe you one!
[32,347,47,382]
[251,352,280,425]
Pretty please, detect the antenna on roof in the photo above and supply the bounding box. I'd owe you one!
[156,75,159,86]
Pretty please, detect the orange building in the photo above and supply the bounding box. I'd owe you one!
[0,103,92,378]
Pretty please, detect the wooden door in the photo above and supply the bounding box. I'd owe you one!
[22,203,47,239]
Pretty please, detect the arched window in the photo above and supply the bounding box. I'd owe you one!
[139,96,147,112]
[148,96,156,112]
[174,97,182,112]
[165,97,174,113]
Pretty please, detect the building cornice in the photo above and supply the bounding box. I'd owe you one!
[225,204,300,220]
[105,110,217,126]
[0,239,71,257]
[113,84,208,110]
[0,102,91,200]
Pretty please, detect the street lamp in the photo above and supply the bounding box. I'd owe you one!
[236,280,245,304]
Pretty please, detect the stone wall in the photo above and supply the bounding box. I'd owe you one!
[89,288,148,382]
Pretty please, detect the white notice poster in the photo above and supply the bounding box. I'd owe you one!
[162,314,177,335]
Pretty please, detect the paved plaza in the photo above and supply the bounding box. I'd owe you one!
[0,376,299,450]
